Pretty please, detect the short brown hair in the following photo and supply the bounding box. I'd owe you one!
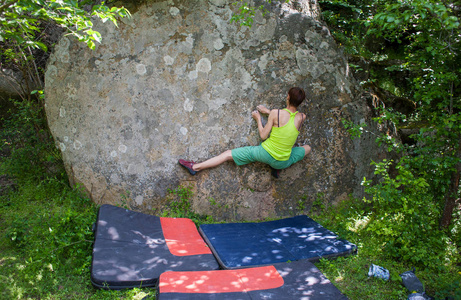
[288,87,306,108]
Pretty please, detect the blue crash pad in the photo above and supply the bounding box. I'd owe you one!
[199,215,357,269]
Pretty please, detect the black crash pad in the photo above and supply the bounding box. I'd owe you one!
[157,259,348,299]
[91,204,219,289]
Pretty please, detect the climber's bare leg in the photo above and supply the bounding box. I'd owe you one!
[193,150,233,171]
[302,145,311,157]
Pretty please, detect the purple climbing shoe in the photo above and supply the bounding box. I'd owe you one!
[179,159,197,175]
[271,167,280,179]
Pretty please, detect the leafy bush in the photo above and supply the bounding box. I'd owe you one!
[362,158,450,266]
[314,197,461,299]
[0,99,65,183]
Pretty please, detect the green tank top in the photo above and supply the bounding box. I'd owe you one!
[261,109,300,161]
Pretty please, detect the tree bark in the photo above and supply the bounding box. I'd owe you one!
[440,135,461,228]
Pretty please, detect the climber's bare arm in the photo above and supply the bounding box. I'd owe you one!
[295,112,307,130]
[252,109,276,140]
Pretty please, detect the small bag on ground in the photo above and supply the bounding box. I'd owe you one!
[400,268,424,293]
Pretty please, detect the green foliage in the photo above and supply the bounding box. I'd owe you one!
[164,185,194,217]
[230,0,289,27]
[209,197,229,210]
[313,197,461,299]
[119,190,131,209]
[367,0,460,117]
[0,178,157,299]
[209,197,218,206]
[0,178,96,299]
[0,2,132,218]
[312,192,326,212]
[324,0,461,235]
[0,1,131,150]
[0,98,65,183]
[320,0,393,58]
[162,185,214,225]
[361,158,452,266]
[296,197,305,213]
[230,1,259,27]
[0,0,130,50]
[368,0,461,229]
[341,119,367,139]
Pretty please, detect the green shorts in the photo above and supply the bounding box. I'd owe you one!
[231,145,305,170]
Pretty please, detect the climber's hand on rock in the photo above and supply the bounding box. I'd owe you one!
[257,105,270,115]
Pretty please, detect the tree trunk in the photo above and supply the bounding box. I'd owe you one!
[440,136,461,228]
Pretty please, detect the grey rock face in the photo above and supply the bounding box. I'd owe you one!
[45,0,382,220]
[0,68,26,102]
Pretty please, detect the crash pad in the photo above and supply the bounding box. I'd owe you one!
[157,260,348,299]
[91,204,219,289]
[199,215,356,269]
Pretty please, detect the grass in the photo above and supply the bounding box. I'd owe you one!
[2,181,170,298]
[312,199,461,300]
[0,177,157,299]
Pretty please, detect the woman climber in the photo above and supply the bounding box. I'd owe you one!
[179,87,311,178]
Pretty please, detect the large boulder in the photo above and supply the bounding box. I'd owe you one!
[45,0,383,220]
